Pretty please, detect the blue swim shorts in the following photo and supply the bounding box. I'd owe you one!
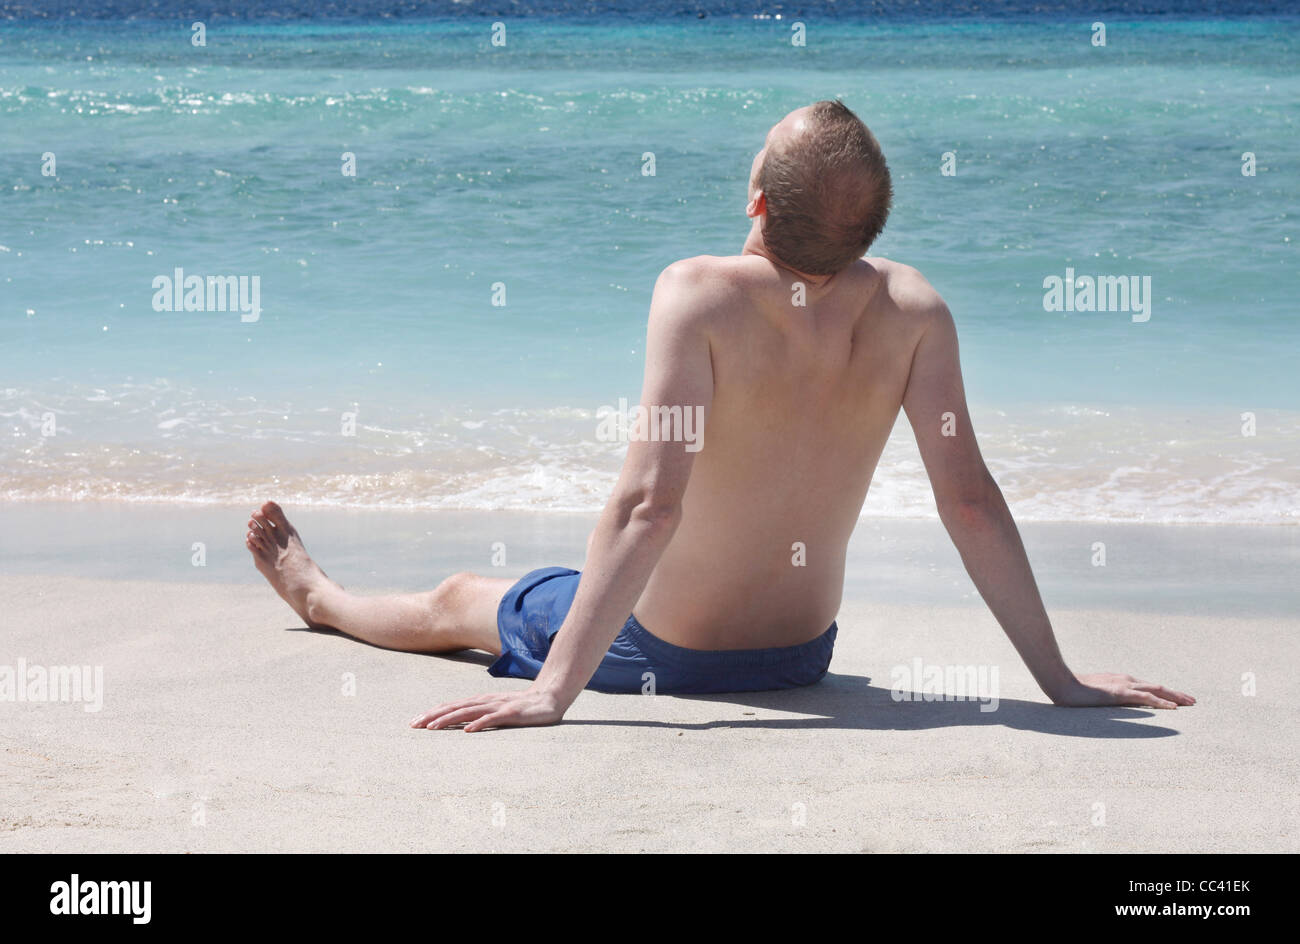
[487,566,837,694]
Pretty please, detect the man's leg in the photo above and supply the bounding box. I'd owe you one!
[303,572,510,654]
[245,501,509,654]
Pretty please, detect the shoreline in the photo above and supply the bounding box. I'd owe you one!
[3,499,1297,617]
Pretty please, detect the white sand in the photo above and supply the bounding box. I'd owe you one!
[3,570,1296,853]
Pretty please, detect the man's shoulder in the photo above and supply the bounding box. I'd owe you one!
[657,254,755,287]
[862,256,947,309]
[862,257,950,322]
[648,255,756,330]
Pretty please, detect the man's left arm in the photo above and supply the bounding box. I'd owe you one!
[411,261,715,731]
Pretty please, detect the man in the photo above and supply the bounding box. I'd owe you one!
[247,100,1194,731]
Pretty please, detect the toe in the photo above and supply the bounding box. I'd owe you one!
[262,501,289,530]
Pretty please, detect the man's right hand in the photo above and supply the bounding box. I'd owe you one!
[1052,673,1196,709]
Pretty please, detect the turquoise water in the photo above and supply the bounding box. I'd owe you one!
[2,15,1297,521]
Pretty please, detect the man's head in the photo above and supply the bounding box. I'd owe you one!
[747,100,892,276]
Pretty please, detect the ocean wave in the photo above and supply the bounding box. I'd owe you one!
[3,382,1296,524]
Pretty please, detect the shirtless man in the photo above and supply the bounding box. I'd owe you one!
[246,100,1194,731]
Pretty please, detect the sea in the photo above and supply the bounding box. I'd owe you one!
[2,1,1297,524]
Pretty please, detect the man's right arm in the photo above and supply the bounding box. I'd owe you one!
[897,271,1193,710]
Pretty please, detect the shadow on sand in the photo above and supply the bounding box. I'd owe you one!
[568,671,1182,738]
[287,626,1181,738]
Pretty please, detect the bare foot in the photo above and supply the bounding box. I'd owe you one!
[245,501,340,629]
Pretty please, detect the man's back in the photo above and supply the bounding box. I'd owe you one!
[636,253,934,650]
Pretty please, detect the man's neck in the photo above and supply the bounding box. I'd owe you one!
[740,223,835,289]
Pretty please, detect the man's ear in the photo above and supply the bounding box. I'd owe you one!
[746,189,766,218]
